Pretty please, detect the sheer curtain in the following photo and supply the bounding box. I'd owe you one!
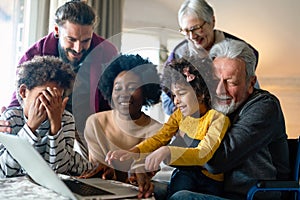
[0,0,52,108]
[23,0,51,48]
[48,0,69,33]
[87,0,124,50]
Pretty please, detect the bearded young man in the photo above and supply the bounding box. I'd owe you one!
[5,1,118,148]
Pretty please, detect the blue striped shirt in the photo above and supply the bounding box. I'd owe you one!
[0,107,92,177]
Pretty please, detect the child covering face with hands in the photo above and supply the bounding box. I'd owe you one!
[106,57,230,198]
[0,56,93,177]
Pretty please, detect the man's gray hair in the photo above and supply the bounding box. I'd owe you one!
[209,39,257,81]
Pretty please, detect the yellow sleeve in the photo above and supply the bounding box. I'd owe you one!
[136,109,182,155]
[168,110,230,166]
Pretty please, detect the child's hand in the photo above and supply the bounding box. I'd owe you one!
[145,146,170,171]
[0,120,11,133]
[39,87,67,135]
[105,150,133,165]
[27,95,47,132]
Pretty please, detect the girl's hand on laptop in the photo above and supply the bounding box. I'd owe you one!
[106,147,140,165]
[105,150,132,165]
[145,146,170,171]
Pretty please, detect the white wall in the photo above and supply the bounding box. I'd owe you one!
[124,0,300,78]
[209,0,300,78]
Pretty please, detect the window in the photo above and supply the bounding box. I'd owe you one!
[0,0,24,107]
[120,27,181,71]
[121,31,160,65]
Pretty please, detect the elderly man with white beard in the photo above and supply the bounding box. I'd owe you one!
[169,39,290,200]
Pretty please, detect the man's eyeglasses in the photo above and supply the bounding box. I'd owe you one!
[179,21,207,36]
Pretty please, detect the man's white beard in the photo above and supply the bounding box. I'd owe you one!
[213,100,240,115]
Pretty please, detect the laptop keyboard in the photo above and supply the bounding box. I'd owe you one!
[63,179,114,196]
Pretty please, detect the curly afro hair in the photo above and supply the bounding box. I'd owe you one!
[99,54,161,107]
[16,55,75,104]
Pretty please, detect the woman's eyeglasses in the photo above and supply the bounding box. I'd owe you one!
[179,21,207,36]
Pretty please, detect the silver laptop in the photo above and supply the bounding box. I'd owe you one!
[0,133,138,200]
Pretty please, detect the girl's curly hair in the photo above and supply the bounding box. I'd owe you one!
[161,56,213,108]
[99,54,161,107]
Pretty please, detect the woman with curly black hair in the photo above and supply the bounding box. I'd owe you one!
[99,54,162,109]
[81,54,162,198]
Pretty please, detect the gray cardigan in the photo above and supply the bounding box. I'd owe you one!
[205,89,290,200]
